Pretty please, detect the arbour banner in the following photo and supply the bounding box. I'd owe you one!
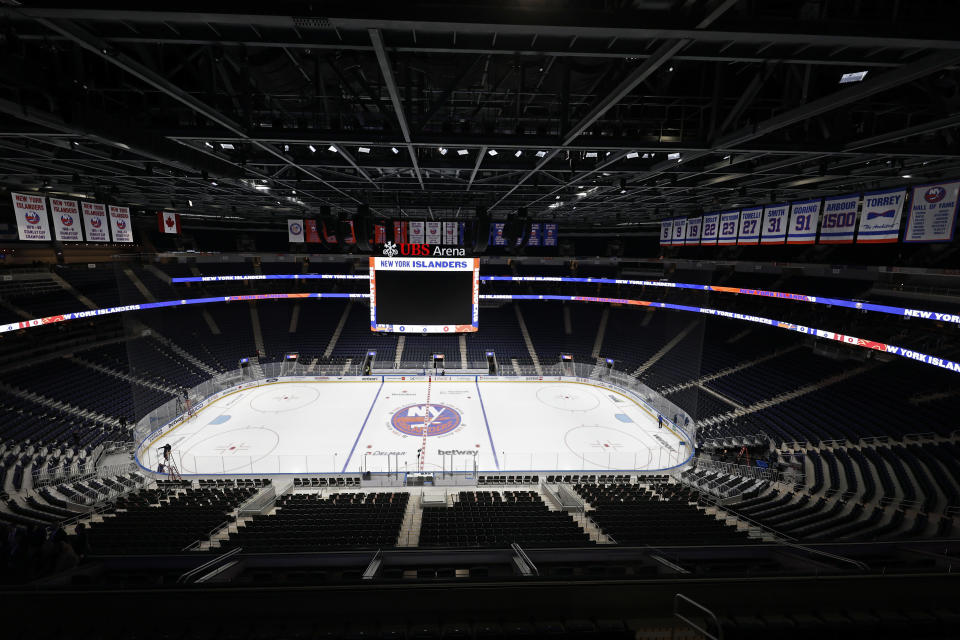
[737,207,763,245]
[11,192,51,241]
[858,188,906,243]
[50,198,82,241]
[81,201,109,242]
[819,194,859,244]
[108,205,134,243]
[904,180,959,243]
[760,203,789,244]
[787,199,821,245]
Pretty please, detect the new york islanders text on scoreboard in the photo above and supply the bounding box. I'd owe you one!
[369,256,480,334]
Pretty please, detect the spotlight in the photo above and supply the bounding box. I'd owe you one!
[210,181,218,186]
[585,152,598,158]
[668,66,674,72]
[391,147,399,154]
[625,151,639,159]
[283,144,290,152]
[188,200,193,207]
[840,71,868,84]
[220,143,235,150]
[439,147,448,155]
[667,152,681,160]
[535,150,547,158]
[514,150,522,158]
[204,141,214,148]
[358,147,371,154]
[308,145,317,153]
[457,149,469,156]
[328,145,338,153]
[901,174,912,179]
[488,149,498,156]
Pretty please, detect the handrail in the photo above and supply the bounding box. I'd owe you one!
[510,542,539,576]
[176,546,242,585]
[182,519,232,552]
[782,540,870,572]
[672,593,723,640]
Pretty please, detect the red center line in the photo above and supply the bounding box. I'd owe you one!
[420,376,432,471]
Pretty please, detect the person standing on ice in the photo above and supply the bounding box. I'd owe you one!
[657,414,663,429]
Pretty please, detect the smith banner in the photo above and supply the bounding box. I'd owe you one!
[737,207,763,245]
[50,198,82,242]
[700,213,719,245]
[819,194,859,244]
[760,203,789,244]
[660,219,673,245]
[81,202,109,242]
[12,192,51,241]
[904,181,959,243]
[108,205,134,243]
[686,216,702,244]
[717,211,740,245]
[858,188,906,243]
[787,199,821,245]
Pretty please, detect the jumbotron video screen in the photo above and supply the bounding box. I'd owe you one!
[369,256,479,333]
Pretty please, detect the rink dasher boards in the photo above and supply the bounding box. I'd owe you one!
[135,374,693,475]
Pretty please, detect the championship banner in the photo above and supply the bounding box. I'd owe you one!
[528,223,543,246]
[304,219,321,243]
[108,205,134,243]
[490,222,507,246]
[858,188,906,243]
[737,207,763,245]
[409,221,425,244]
[81,201,109,242]
[158,211,181,235]
[760,203,789,244]
[819,194,859,244]
[443,221,458,245]
[717,211,740,245]
[659,219,673,245]
[393,220,407,244]
[287,219,305,242]
[904,181,959,243]
[374,223,387,245]
[50,198,82,241]
[671,217,688,245]
[543,223,558,246]
[685,216,702,244]
[787,199,822,244]
[425,221,442,244]
[11,192,51,241]
[700,213,719,245]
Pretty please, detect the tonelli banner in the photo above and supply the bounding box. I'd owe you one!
[11,192,51,241]
[737,207,763,245]
[50,198,82,241]
[108,205,134,243]
[904,180,960,243]
[858,188,906,243]
[81,201,110,242]
[304,219,321,243]
[787,199,821,245]
[819,194,859,244]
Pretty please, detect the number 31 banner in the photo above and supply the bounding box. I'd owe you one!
[760,203,789,244]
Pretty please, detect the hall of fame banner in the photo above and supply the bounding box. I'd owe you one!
[904,180,959,243]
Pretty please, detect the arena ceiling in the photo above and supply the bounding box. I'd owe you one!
[3,0,960,227]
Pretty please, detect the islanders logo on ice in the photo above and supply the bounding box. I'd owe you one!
[390,403,461,436]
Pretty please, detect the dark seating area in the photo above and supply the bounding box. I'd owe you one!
[419,491,592,548]
[221,491,409,552]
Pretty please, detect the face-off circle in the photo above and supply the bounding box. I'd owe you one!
[390,403,461,436]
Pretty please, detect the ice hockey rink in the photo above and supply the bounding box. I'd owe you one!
[137,377,693,475]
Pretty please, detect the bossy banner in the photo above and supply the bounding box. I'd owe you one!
[50,198,82,241]
[700,213,719,245]
[11,192,51,241]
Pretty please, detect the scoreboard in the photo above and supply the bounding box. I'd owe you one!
[369,257,479,333]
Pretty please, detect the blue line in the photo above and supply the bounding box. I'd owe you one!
[340,379,384,472]
[475,378,499,469]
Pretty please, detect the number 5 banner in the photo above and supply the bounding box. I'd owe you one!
[659,219,673,245]
[787,199,821,244]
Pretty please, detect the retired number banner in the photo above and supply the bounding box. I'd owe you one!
[660,219,673,245]
[857,188,906,243]
[819,194,859,244]
[717,211,740,245]
[737,207,763,245]
[700,213,719,245]
[760,203,789,244]
[787,199,821,245]
[672,217,688,245]
[685,216,702,244]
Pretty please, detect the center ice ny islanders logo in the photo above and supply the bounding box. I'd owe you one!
[391,403,461,436]
[382,241,399,257]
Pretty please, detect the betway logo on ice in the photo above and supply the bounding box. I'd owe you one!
[437,449,478,456]
[381,242,466,257]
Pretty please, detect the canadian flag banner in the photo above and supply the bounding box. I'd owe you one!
[158,211,181,234]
